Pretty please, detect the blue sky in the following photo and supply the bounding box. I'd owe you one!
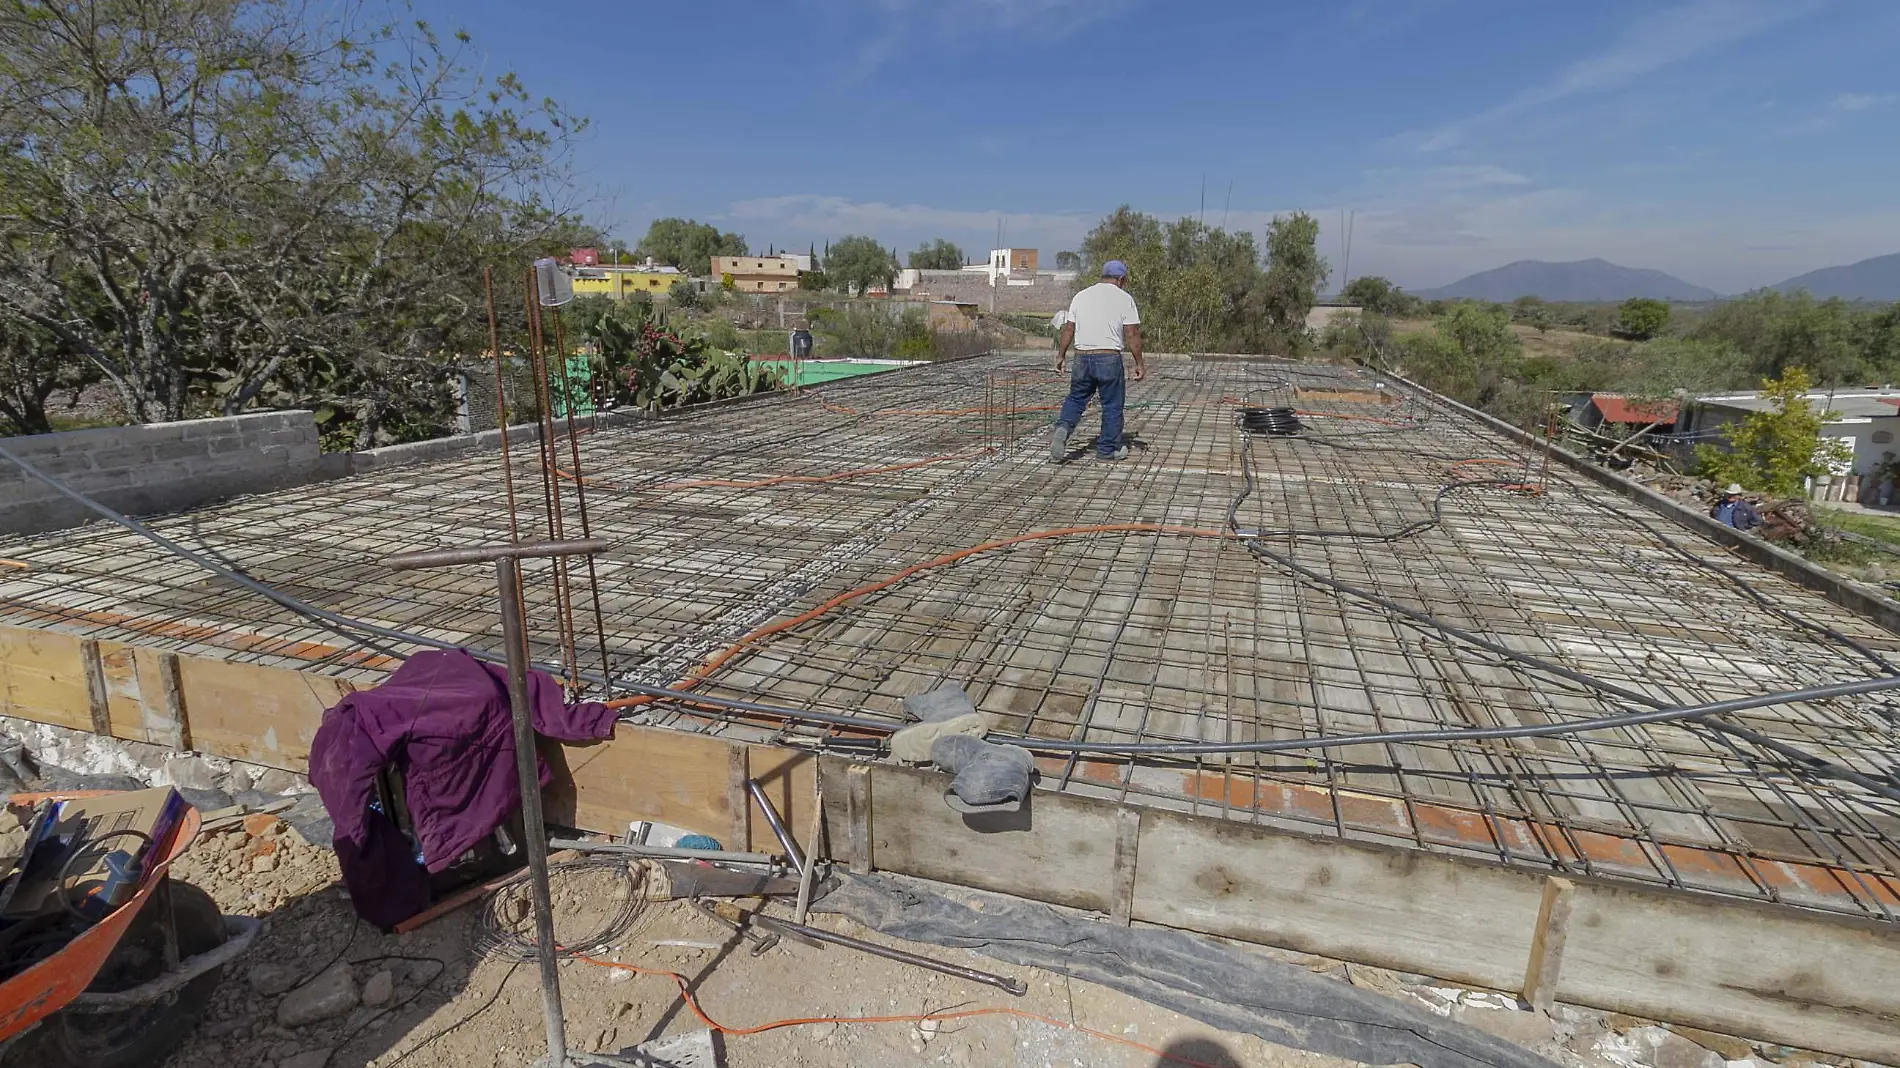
[415,0,1899,293]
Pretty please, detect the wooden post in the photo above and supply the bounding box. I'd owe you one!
[157,652,191,752]
[843,764,874,874]
[80,639,112,737]
[726,746,750,851]
[1111,806,1142,926]
[1523,876,1576,1014]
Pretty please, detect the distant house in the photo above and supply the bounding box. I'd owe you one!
[1682,389,1900,484]
[566,257,683,299]
[1305,304,1362,332]
[1579,394,1680,431]
[712,255,802,293]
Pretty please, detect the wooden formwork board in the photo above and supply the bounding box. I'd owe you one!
[823,760,1900,1063]
[0,626,1895,1060]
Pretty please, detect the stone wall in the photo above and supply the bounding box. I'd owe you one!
[0,411,322,537]
[908,270,1076,314]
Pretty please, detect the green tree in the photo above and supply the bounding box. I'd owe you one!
[1251,212,1330,354]
[635,218,749,271]
[1079,207,1265,352]
[826,235,897,295]
[1343,276,1415,317]
[1055,251,1081,271]
[1616,298,1671,340]
[1695,369,1848,497]
[669,280,701,309]
[1397,303,1524,414]
[908,239,966,270]
[0,0,589,445]
[797,270,830,292]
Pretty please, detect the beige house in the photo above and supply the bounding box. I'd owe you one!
[712,255,801,293]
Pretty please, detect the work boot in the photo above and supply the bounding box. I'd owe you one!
[1049,423,1071,462]
[1100,445,1130,461]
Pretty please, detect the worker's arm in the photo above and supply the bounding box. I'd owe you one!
[1056,322,1074,370]
[1124,323,1144,381]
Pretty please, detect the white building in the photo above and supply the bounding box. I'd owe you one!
[1682,388,1900,486]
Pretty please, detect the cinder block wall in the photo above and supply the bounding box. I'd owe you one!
[0,411,322,537]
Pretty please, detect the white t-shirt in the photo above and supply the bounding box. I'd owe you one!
[1066,282,1140,352]
[1050,309,1071,331]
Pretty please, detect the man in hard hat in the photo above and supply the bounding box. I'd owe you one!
[1051,260,1144,462]
[1710,484,1762,530]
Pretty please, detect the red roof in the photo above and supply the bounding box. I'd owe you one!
[1591,394,1678,425]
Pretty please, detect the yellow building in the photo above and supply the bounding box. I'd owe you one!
[568,261,686,299]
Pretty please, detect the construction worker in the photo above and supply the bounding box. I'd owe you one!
[1711,484,1762,530]
[1052,260,1145,462]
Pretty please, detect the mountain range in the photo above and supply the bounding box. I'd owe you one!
[1768,252,1900,301]
[1412,253,1900,303]
[1415,259,1718,302]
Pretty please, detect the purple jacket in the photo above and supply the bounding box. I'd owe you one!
[309,649,615,927]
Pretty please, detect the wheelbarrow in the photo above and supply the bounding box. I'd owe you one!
[0,793,260,1067]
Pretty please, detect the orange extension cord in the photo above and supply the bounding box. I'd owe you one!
[574,954,1248,1068]
[606,523,1237,709]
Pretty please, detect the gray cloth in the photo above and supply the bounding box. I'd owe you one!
[818,873,1561,1068]
[929,734,1033,812]
[902,682,977,723]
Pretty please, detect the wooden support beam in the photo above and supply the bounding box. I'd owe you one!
[157,652,190,752]
[1522,876,1576,1014]
[842,763,874,874]
[1110,806,1141,927]
[80,639,111,737]
[726,746,750,852]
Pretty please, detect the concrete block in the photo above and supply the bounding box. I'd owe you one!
[149,440,213,463]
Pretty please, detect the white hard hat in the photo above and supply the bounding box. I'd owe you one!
[1725,483,1743,495]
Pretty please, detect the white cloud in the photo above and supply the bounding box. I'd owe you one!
[1830,92,1895,112]
[722,194,1097,251]
[821,0,1139,74]
[1403,0,1803,152]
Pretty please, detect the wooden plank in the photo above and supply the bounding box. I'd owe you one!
[1132,805,1541,988]
[864,765,1117,912]
[157,652,190,752]
[173,656,349,772]
[1555,877,1900,1061]
[1129,806,1900,1062]
[100,643,161,744]
[1522,877,1575,1014]
[0,626,92,731]
[838,762,874,874]
[542,724,740,841]
[80,639,111,736]
[1110,806,1141,927]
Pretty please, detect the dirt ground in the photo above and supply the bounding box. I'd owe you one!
[158,815,1368,1068]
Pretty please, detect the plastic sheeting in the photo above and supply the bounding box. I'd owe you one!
[817,873,1561,1068]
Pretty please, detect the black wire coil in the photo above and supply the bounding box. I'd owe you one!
[1236,407,1303,436]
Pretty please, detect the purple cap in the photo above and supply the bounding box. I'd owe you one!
[1102,260,1128,278]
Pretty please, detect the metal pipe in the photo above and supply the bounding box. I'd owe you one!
[498,555,568,1065]
[548,838,778,866]
[745,779,806,875]
[383,539,611,570]
[743,910,1028,996]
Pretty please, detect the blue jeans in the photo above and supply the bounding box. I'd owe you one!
[1056,353,1125,457]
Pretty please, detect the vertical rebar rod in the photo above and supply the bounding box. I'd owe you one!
[484,268,522,544]
[496,554,568,1066]
[551,313,614,695]
[524,270,579,689]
